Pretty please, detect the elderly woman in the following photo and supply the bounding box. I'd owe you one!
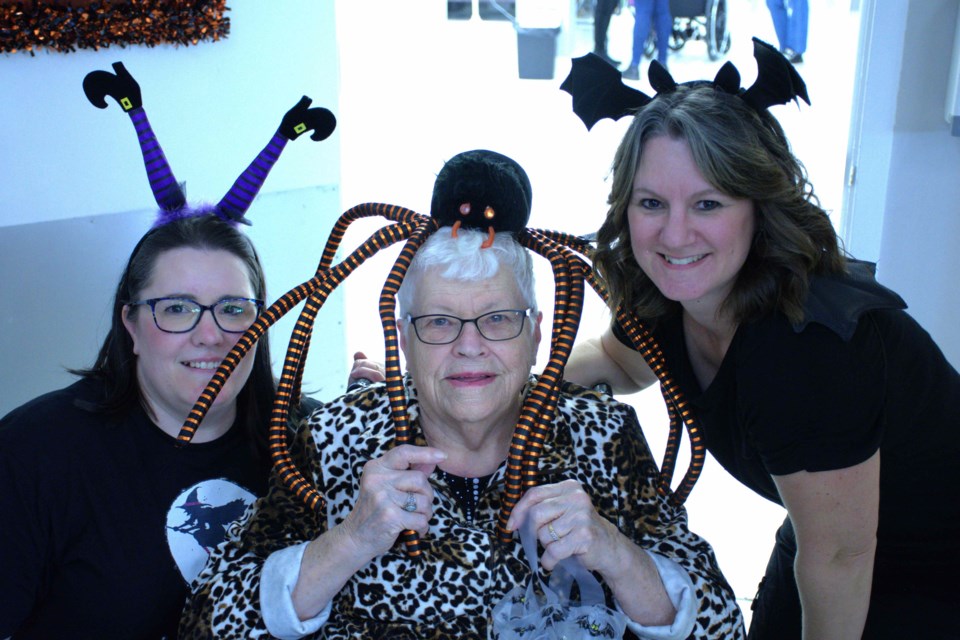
[179,226,743,639]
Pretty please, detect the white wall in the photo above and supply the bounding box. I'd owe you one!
[847,0,960,368]
[878,0,960,368]
[0,1,348,416]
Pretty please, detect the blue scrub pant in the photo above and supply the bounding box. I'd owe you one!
[765,0,808,55]
[631,0,672,67]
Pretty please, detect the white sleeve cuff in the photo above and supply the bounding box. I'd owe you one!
[260,541,332,639]
[618,551,696,640]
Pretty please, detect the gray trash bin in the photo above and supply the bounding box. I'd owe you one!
[516,27,559,80]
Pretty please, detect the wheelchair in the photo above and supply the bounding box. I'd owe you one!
[644,0,731,61]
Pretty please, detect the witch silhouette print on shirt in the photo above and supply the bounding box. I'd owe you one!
[166,479,256,584]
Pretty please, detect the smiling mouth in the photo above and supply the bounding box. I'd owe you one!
[448,373,494,382]
[662,253,706,266]
[183,360,221,370]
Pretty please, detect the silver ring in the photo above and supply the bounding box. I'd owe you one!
[402,492,417,512]
[547,523,560,543]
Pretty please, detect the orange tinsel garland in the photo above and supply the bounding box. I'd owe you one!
[0,0,230,55]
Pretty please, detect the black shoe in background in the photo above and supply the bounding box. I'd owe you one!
[593,50,621,68]
[782,48,804,64]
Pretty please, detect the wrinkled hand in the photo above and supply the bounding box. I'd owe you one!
[338,444,446,559]
[506,479,625,574]
[347,351,386,388]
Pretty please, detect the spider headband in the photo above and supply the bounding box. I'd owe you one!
[83,61,336,227]
[560,37,810,131]
[430,149,532,248]
[174,146,710,559]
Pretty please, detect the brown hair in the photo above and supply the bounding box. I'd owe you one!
[75,215,276,459]
[593,83,846,325]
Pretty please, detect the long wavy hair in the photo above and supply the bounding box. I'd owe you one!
[75,215,276,459]
[593,84,846,326]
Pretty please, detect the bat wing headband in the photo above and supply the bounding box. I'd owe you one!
[83,61,336,227]
[560,37,810,130]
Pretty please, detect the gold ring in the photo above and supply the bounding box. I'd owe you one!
[547,523,560,543]
[402,492,417,512]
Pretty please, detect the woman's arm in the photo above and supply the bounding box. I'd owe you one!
[0,444,45,636]
[772,450,880,640]
[565,326,659,394]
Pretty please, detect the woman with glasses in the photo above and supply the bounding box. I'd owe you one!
[0,215,289,638]
[179,226,745,639]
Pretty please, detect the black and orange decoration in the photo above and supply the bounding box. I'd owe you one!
[1,0,229,55]
[166,146,707,557]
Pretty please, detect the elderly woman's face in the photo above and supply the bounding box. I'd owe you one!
[400,265,541,433]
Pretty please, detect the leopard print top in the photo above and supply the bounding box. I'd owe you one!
[179,378,745,639]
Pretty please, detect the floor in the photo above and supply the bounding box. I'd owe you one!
[336,0,862,623]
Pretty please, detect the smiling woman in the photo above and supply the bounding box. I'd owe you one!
[0,216,279,638]
[398,239,542,459]
[626,135,755,317]
[179,226,745,639]
[121,246,261,443]
[0,61,331,638]
[563,42,960,638]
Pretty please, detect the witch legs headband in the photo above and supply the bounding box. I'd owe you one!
[560,37,810,131]
[83,61,336,228]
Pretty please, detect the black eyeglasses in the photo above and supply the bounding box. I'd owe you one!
[128,297,264,334]
[406,309,531,345]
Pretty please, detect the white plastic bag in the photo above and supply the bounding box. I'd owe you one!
[492,521,627,639]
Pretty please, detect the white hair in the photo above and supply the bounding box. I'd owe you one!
[397,228,537,317]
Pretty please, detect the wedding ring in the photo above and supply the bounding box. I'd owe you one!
[402,492,417,512]
[547,523,560,543]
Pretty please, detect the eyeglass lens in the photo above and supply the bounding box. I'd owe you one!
[413,310,527,344]
[151,298,260,333]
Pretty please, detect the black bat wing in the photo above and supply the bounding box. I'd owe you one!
[742,38,810,111]
[560,54,652,130]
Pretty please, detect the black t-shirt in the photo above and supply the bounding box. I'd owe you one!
[0,378,270,639]
[615,266,960,595]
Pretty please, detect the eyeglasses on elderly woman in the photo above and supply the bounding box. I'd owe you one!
[127,297,264,334]
[406,308,532,345]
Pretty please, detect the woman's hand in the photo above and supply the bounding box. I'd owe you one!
[506,479,625,574]
[347,351,385,387]
[338,444,446,559]
[292,445,445,620]
[506,479,677,627]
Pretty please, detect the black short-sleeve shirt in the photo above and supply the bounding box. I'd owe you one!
[614,266,960,594]
[0,378,271,639]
